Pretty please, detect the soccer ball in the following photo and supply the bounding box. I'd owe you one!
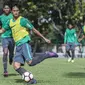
[22,72,33,82]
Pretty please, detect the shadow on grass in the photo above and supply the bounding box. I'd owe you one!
[15,79,27,85]
[15,79,57,84]
[1,73,19,77]
[15,79,24,83]
[63,72,85,78]
[9,73,19,76]
[38,79,57,83]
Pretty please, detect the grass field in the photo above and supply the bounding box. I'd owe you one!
[0,58,85,85]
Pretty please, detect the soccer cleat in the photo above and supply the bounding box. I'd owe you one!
[46,51,58,58]
[27,78,37,84]
[71,60,74,63]
[68,58,71,62]
[3,71,8,77]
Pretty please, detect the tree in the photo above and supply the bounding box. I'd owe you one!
[3,0,85,52]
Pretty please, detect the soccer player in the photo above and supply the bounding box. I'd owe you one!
[0,4,14,76]
[78,22,85,56]
[64,23,78,62]
[0,5,58,84]
[79,22,85,42]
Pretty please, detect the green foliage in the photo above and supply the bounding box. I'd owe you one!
[4,0,85,44]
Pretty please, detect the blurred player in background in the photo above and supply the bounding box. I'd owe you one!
[79,22,85,42]
[64,23,78,62]
[0,4,14,76]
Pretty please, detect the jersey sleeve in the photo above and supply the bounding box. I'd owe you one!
[0,15,1,21]
[64,29,67,43]
[3,20,10,30]
[0,16,2,26]
[82,26,85,35]
[21,18,34,30]
[73,29,78,43]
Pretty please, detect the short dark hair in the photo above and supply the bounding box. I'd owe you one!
[12,4,20,10]
[3,3,11,8]
[67,20,74,26]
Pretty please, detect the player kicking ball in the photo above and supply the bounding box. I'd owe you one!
[0,5,58,84]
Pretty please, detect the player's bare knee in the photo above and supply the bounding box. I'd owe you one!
[3,52,8,56]
[13,62,21,69]
[3,48,8,56]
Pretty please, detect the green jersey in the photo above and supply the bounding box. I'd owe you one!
[0,13,13,38]
[80,26,85,45]
[64,28,77,43]
[3,17,34,46]
[82,26,85,34]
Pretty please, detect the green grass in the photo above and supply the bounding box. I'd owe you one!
[0,58,85,85]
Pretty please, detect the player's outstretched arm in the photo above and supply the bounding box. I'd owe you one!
[0,28,5,34]
[78,35,85,42]
[32,28,51,44]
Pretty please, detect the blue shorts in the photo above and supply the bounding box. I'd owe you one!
[13,43,33,65]
[66,42,75,51]
[2,37,14,49]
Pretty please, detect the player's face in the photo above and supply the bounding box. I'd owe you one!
[3,5,10,14]
[68,24,73,29]
[12,7,19,18]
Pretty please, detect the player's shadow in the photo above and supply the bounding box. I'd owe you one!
[15,79,28,85]
[15,79,24,83]
[8,73,19,76]
[15,79,57,84]
[1,73,19,77]
[63,72,85,78]
[37,79,57,84]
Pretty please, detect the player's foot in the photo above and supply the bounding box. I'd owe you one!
[68,58,71,62]
[46,51,58,58]
[28,78,37,84]
[71,60,74,63]
[9,58,13,65]
[3,71,8,77]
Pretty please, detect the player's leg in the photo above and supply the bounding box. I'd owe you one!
[13,45,37,84]
[13,62,26,75]
[13,45,26,75]
[13,61,37,84]
[1,38,9,76]
[29,52,58,66]
[23,43,58,66]
[3,48,9,76]
[66,43,72,62]
[71,50,75,62]
[66,43,71,57]
[71,43,75,62]
[8,38,15,65]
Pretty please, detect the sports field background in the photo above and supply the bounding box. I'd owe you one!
[0,58,85,85]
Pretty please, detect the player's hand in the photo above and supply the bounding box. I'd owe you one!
[0,29,5,34]
[44,38,51,43]
[78,38,82,42]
